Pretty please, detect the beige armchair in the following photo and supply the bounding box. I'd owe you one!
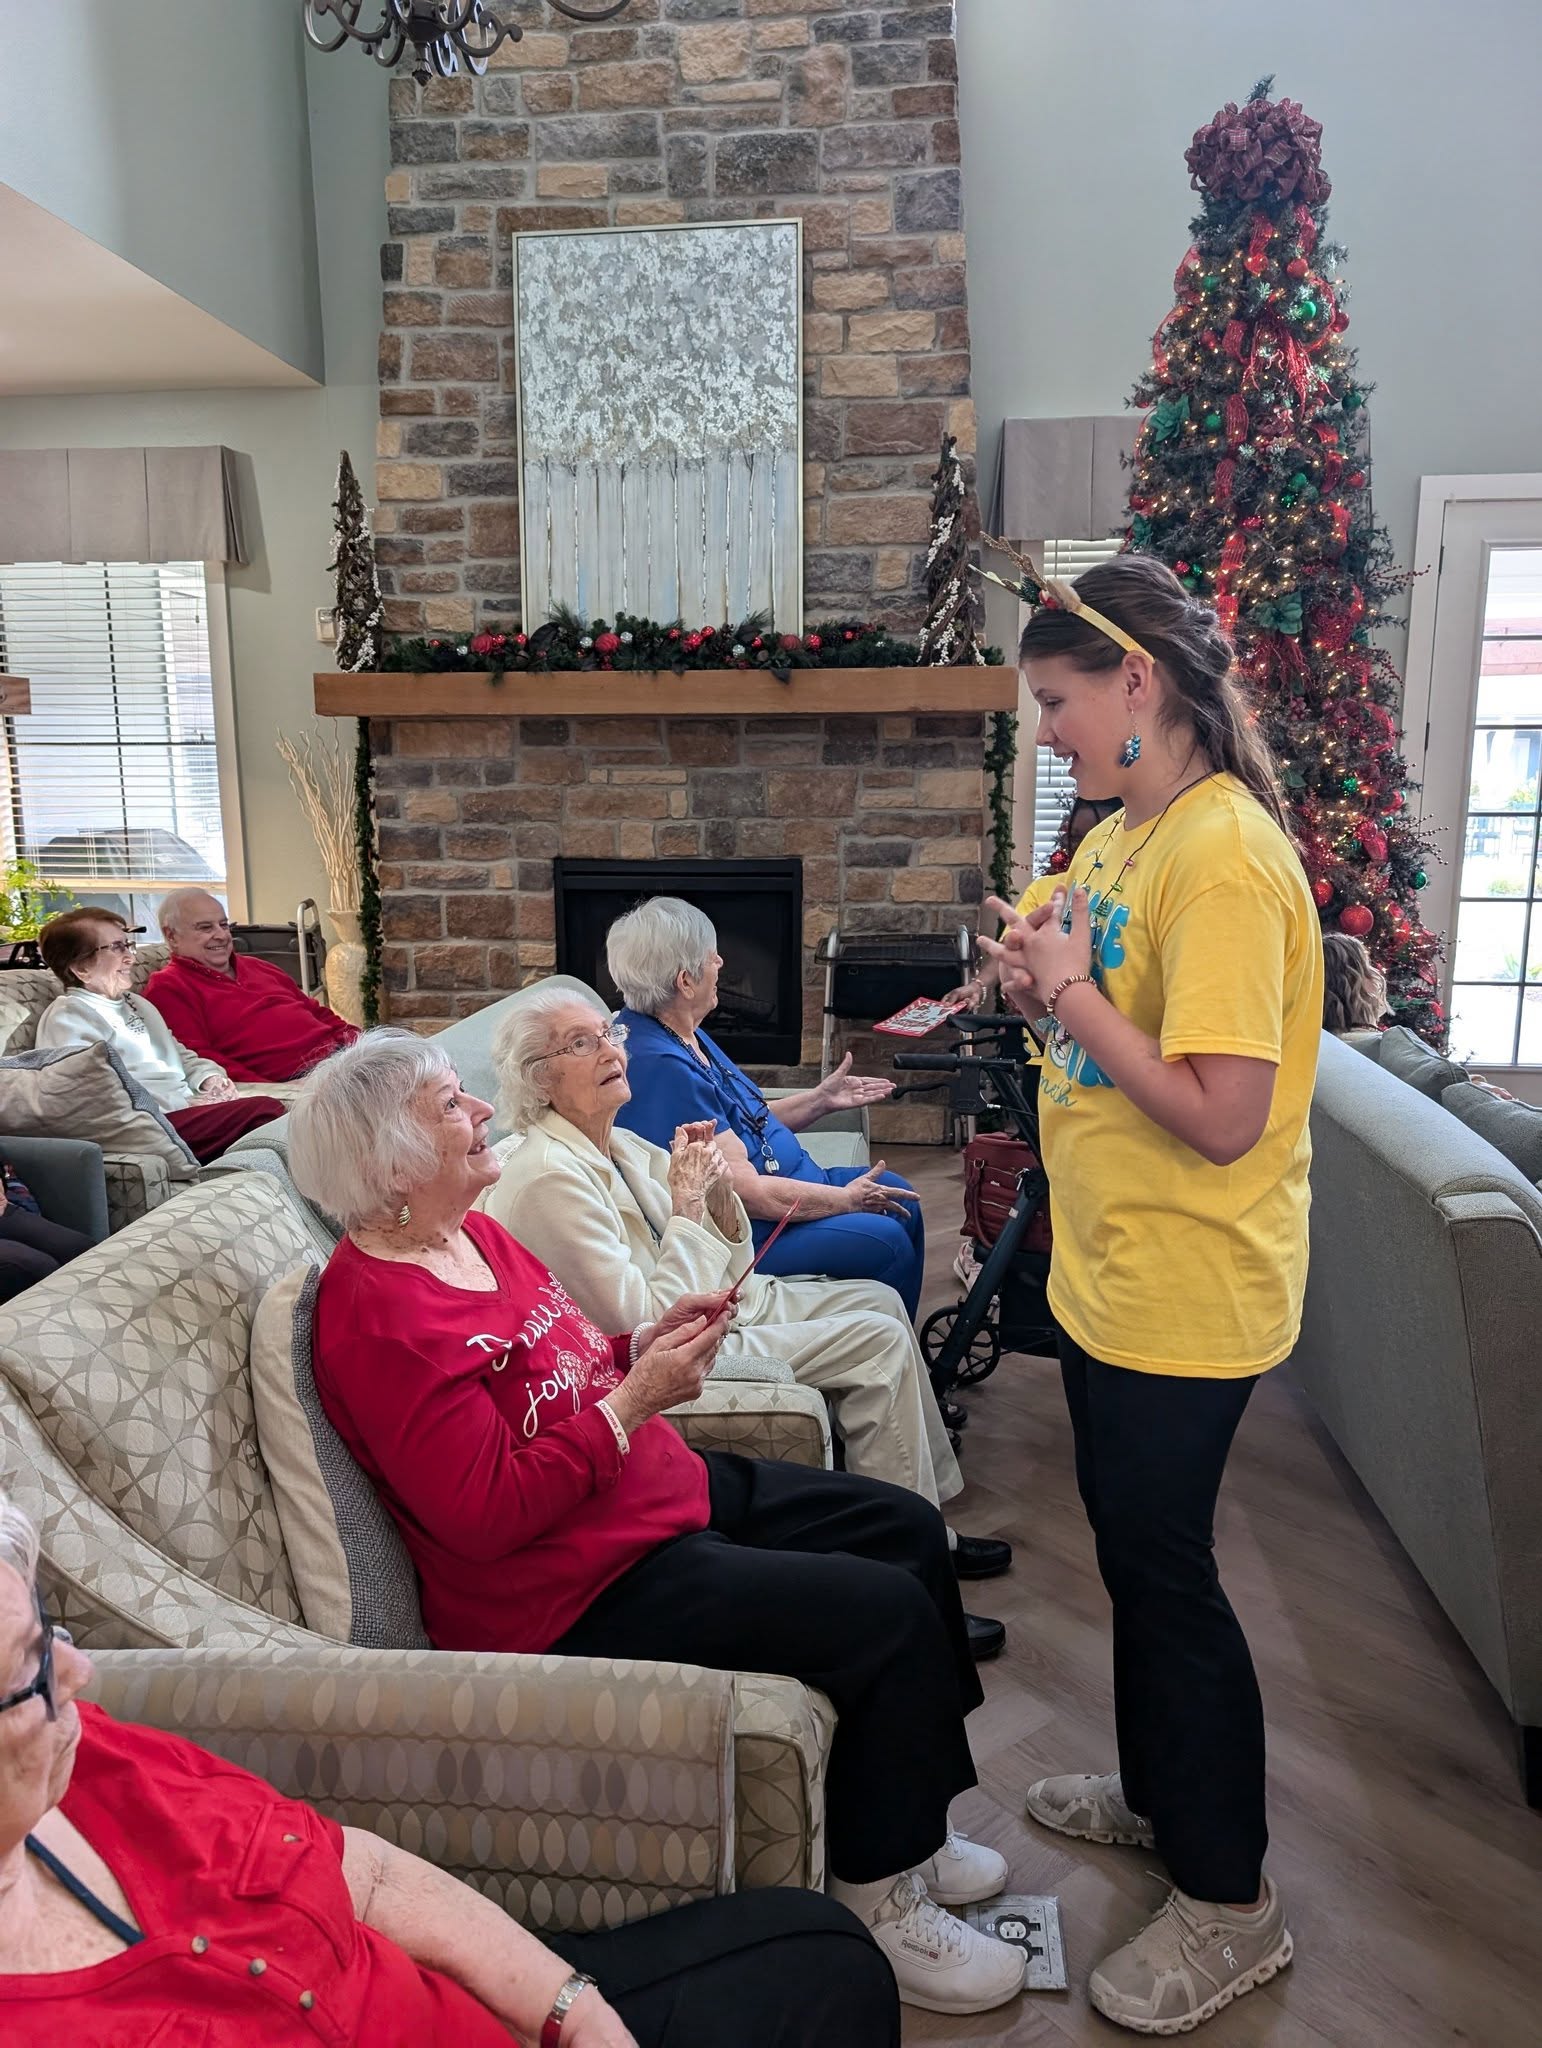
[0,1172,837,1907]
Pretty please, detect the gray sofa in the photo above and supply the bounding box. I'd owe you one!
[1292,1031,1542,1804]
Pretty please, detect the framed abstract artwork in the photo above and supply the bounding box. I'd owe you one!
[513,218,803,632]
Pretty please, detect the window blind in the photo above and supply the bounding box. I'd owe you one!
[0,562,225,908]
[1027,538,1125,874]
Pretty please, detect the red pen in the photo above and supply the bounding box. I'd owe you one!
[721,1195,805,1308]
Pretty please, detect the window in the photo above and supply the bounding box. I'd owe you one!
[1448,546,1542,1066]
[1026,537,1124,874]
[0,562,227,936]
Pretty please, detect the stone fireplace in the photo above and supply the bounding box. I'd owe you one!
[343,1,995,1139]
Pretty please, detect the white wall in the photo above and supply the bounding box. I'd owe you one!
[957,0,1542,652]
[0,45,389,921]
[0,0,325,377]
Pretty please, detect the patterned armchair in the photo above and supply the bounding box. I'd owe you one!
[0,1171,837,1915]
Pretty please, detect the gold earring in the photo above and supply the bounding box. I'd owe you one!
[397,1201,411,1227]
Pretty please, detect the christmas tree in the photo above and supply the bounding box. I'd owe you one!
[920,431,1018,897]
[329,451,385,1026]
[1125,81,1444,1040]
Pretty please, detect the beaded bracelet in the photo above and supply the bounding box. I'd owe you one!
[1044,972,1096,1017]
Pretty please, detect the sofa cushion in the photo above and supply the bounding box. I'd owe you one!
[1375,1024,1468,1100]
[0,1041,196,1174]
[0,1173,312,1621]
[250,1263,430,1648]
[1441,1081,1542,1184]
[0,969,60,1055]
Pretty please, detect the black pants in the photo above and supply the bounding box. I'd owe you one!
[551,1888,899,2048]
[0,1208,93,1304]
[554,1453,983,1883]
[1058,1329,1266,1904]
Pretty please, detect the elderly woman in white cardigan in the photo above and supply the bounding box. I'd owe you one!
[35,908,285,1163]
[480,986,1012,1622]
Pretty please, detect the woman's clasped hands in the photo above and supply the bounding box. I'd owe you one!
[980,890,1096,1019]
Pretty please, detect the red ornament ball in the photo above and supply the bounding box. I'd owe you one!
[593,631,621,656]
[1287,258,1309,278]
[1333,311,1350,331]
[1386,790,1406,812]
[1175,560,1191,575]
[1311,877,1334,908]
[1339,904,1375,938]
[805,634,822,650]
[779,633,801,652]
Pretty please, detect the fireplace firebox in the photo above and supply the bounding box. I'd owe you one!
[553,858,803,1067]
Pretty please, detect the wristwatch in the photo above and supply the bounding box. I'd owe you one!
[541,1972,598,2047]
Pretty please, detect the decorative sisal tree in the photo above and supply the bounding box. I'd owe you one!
[920,431,1016,898]
[1125,80,1444,1040]
[329,451,385,1026]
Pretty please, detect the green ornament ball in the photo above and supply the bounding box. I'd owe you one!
[1296,297,1319,321]
[1291,471,1308,488]
[1279,492,1297,509]
[1202,274,1222,293]
[1414,868,1428,889]
[1341,774,1360,794]
[1204,412,1222,430]
[1344,389,1364,410]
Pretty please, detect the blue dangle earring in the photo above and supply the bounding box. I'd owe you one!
[1118,724,1142,769]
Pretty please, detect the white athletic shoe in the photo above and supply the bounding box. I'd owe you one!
[910,1828,1009,1906]
[867,1872,1027,2014]
[1024,1769,1156,1848]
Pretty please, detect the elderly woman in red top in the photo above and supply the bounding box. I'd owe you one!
[0,1492,897,2048]
[286,1030,1026,2020]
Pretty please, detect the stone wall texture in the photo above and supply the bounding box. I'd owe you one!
[375,0,976,637]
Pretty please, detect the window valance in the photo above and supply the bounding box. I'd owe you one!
[0,446,249,566]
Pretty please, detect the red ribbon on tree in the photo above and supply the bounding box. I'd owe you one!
[1294,203,1319,254]
[1223,319,1248,361]
[1225,394,1249,447]
[1173,244,1202,296]
[1214,457,1236,504]
[1151,307,1179,380]
[1326,500,1351,552]
[1245,215,1274,274]
[1215,530,1247,634]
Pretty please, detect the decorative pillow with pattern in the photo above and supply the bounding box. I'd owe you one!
[250,1263,430,1649]
[0,1042,197,1173]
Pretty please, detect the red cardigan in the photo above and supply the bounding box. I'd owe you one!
[313,1212,710,1652]
[144,953,357,1083]
[3,1704,515,2047]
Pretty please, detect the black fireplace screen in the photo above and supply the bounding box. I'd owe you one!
[553,857,804,1066]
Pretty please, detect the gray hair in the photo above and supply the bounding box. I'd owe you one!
[158,886,225,936]
[605,896,717,1015]
[289,1029,458,1229]
[492,984,607,1133]
[0,1491,39,1588]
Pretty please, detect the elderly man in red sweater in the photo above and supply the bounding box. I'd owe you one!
[144,888,357,1084]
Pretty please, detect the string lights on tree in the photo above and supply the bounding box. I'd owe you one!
[1125,79,1444,1041]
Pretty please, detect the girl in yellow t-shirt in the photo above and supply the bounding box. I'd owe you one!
[981,553,1321,2036]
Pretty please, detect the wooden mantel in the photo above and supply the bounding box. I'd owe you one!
[314,667,1018,720]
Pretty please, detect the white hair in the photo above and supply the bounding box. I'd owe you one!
[492,984,607,1133]
[158,886,225,936]
[289,1029,458,1229]
[605,896,717,1015]
[0,1491,39,1588]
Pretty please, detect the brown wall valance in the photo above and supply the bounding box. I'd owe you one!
[0,446,249,566]
[991,415,1138,544]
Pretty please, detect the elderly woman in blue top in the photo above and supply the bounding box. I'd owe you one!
[609,898,926,1319]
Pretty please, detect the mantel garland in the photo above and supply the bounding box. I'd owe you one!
[384,607,1003,679]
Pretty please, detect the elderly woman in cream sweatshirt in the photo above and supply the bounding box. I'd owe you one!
[480,986,1012,1616]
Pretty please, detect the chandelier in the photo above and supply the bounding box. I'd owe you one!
[303,2,631,85]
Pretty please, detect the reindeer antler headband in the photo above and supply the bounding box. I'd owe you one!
[973,536,1150,660]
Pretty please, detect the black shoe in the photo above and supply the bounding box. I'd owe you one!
[947,1427,964,1455]
[940,1397,968,1431]
[953,1534,1014,1581]
[966,1612,1006,1662]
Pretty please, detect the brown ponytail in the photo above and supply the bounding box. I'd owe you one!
[1017,553,1289,832]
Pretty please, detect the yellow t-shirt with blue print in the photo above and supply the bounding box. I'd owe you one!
[1014,775,1323,1378]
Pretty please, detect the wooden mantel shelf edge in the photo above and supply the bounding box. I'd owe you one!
[314,667,1019,719]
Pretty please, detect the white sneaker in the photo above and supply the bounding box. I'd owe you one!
[911,1828,1008,1906]
[868,1871,1027,2014]
[952,1243,981,1287]
[1025,1770,1155,1848]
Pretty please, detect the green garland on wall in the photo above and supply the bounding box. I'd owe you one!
[353,722,383,1027]
[984,711,1019,899]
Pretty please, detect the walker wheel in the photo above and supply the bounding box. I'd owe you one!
[920,1304,1002,1387]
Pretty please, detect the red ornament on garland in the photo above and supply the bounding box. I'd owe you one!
[1339,904,1375,938]
[1311,877,1334,908]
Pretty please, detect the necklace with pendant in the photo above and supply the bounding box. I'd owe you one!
[659,1019,781,1173]
[1047,770,1215,1055]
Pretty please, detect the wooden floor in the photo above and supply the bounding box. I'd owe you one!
[885,1145,1542,2048]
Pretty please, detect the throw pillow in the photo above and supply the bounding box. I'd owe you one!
[0,1042,197,1173]
[1376,1025,1468,1101]
[1441,1082,1542,1183]
[249,1263,429,1648]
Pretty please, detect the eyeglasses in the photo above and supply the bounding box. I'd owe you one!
[0,1599,68,1722]
[528,1021,630,1065]
[91,939,138,958]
